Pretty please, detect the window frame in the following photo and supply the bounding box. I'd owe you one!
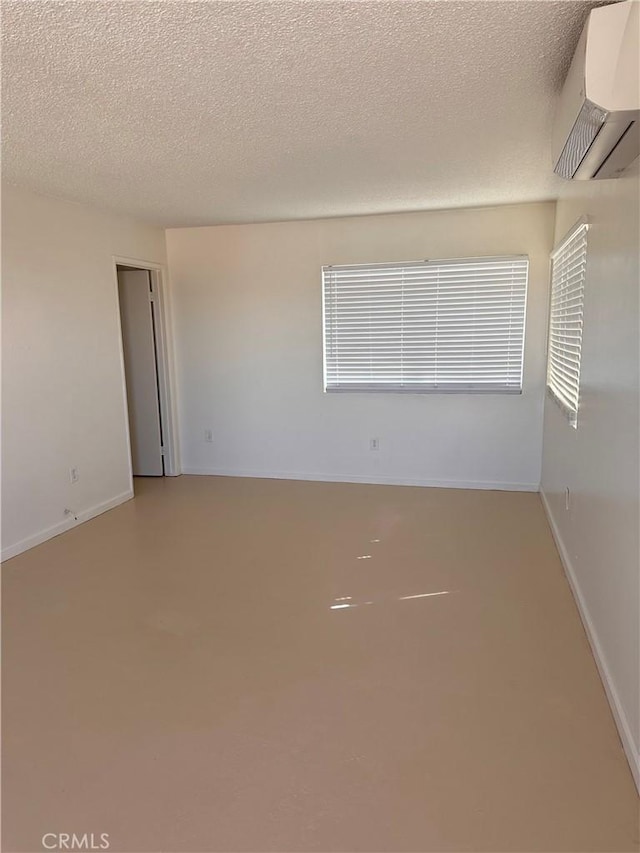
[321,255,529,395]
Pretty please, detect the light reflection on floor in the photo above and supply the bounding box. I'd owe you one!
[330,590,452,610]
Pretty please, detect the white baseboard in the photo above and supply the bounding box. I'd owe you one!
[540,488,640,792]
[1,489,134,562]
[181,466,539,492]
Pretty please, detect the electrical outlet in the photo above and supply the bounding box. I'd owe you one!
[369,438,379,451]
[69,467,79,484]
[565,487,571,511]
[204,429,214,443]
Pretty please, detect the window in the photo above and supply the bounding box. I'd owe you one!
[322,256,529,393]
[547,220,589,427]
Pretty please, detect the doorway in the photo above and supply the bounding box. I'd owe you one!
[115,262,178,480]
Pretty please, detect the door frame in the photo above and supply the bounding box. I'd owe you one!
[113,256,181,478]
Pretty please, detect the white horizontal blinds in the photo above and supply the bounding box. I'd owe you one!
[323,256,528,392]
[547,221,589,426]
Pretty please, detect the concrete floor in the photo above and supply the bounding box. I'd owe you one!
[2,475,638,852]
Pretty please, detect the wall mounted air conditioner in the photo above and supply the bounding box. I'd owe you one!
[553,0,639,180]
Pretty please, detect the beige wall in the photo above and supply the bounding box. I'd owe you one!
[1,185,168,559]
[166,202,555,490]
[541,162,640,787]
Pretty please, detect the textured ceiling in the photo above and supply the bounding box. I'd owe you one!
[2,0,603,226]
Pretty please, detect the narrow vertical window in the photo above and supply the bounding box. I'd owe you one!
[547,221,589,427]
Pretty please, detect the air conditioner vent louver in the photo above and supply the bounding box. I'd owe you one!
[554,100,608,179]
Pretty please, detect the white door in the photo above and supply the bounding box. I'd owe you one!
[117,269,164,476]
